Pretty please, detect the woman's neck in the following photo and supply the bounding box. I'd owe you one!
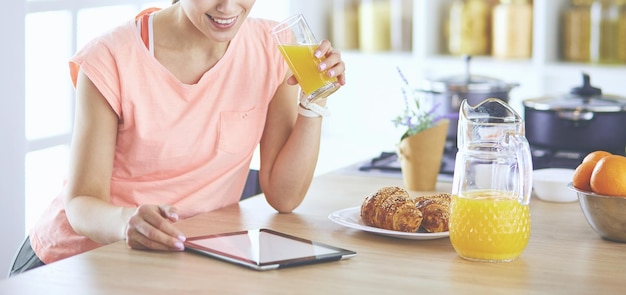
[150,6,230,84]
[155,5,229,57]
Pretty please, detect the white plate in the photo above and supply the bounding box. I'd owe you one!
[328,207,449,240]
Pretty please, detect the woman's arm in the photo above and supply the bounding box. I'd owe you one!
[64,70,185,250]
[258,79,316,213]
[259,40,345,213]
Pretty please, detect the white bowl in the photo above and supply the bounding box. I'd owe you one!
[532,168,577,203]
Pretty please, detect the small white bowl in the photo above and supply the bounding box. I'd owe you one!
[532,168,578,203]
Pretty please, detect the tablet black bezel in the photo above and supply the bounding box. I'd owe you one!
[184,228,356,270]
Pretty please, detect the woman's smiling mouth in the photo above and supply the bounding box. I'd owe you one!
[207,14,238,28]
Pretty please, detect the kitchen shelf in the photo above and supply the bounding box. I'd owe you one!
[413,0,604,64]
[292,0,626,94]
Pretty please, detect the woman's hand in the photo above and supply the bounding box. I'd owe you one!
[287,39,346,87]
[124,204,187,251]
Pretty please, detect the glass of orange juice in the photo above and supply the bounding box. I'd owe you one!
[271,14,339,103]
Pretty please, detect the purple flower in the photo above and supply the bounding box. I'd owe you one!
[393,67,441,139]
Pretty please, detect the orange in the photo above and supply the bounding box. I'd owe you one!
[572,150,614,192]
[572,161,597,192]
[582,150,612,163]
[590,155,626,197]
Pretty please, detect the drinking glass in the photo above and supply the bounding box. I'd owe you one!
[271,14,339,103]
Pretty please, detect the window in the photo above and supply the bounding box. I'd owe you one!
[25,10,72,141]
[24,1,169,235]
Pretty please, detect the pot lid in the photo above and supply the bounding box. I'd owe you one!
[523,73,626,112]
[419,74,518,93]
[418,56,519,93]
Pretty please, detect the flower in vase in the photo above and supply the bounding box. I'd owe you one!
[392,67,442,140]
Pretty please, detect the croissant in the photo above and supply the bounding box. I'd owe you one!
[360,186,423,232]
[414,194,451,233]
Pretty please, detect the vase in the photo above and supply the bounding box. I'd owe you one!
[397,119,450,191]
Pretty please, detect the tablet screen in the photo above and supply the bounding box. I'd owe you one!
[184,228,356,270]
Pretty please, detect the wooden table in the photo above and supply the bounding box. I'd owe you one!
[2,169,626,294]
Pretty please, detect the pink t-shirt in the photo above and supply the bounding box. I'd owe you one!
[30,17,288,264]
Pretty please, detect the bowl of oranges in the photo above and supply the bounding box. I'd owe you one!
[569,151,626,243]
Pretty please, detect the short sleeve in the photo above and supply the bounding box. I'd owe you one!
[68,37,123,118]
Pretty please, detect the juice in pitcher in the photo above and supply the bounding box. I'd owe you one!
[277,44,338,101]
[449,189,531,262]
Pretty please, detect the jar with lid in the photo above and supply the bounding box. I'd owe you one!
[563,0,593,62]
[617,0,626,63]
[492,0,533,59]
[359,0,391,52]
[590,0,620,64]
[331,0,360,50]
[447,0,491,56]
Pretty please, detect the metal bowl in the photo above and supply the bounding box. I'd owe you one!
[568,183,626,243]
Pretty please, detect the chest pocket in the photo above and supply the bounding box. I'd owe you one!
[218,107,263,155]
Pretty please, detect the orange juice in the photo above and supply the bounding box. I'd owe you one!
[277,44,338,100]
[449,190,530,262]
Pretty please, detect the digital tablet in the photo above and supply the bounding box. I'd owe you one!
[184,228,356,271]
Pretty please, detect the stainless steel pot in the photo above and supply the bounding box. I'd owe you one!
[523,73,626,154]
[416,56,519,138]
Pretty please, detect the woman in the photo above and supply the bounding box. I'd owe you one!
[11,0,345,276]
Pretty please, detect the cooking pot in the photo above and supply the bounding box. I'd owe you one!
[416,56,519,138]
[523,73,626,154]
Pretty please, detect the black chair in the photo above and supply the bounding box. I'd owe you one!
[240,169,262,200]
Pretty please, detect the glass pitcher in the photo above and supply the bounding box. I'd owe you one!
[450,98,533,262]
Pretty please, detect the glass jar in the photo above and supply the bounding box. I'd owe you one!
[590,0,620,64]
[359,0,391,52]
[563,0,593,62]
[331,0,360,50]
[492,0,533,59]
[447,0,491,56]
[617,0,626,63]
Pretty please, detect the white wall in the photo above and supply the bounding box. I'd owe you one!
[1,0,26,276]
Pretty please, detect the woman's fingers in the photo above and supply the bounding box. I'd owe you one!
[286,39,346,87]
[314,39,333,58]
[126,226,174,251]
[287,75,298,85]
[158,204,187,242]
[316,40,345,85]
[125,204,185,251]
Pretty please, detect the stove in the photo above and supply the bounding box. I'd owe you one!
[357,139,457,176]
[530,146,586,170]
[529,145,625,170]
[358,140,595,176]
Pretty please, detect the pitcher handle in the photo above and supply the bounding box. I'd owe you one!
[511,134,533,205]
